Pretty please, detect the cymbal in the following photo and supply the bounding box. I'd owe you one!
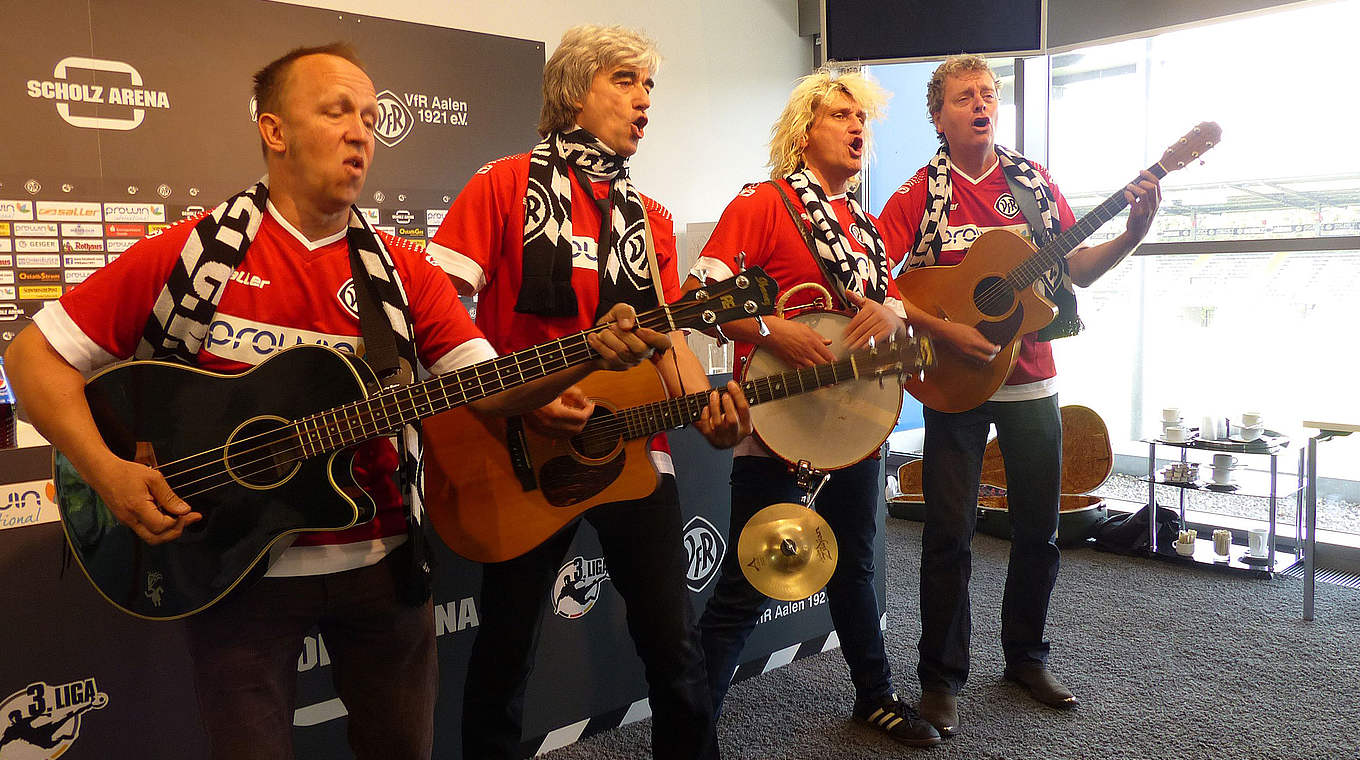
[737,502,838,601]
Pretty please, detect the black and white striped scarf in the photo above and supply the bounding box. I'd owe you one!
[786,168,889,303]
[905,145,1082,341]
[136,177,427,520]
[517,127,654,320]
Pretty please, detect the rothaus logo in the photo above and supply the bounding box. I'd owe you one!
[0,678,109,759]
[994,193,1020,219]
[551,555,610,619]
[374,90,413,148]
[27,57,170,131]
[683,515,726,593]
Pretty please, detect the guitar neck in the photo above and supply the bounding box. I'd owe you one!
[1009,160,1171,290]
[295,307,680,455]
[607,355,864,441]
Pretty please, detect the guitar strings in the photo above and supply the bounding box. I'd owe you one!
[156,295,734,499]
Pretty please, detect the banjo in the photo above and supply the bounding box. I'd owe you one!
[742,283,916,471]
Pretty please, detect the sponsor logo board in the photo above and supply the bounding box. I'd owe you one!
[0,271,12,285]
[425,209,447,227]
[62,240,105,252]
[16,254,60,267]
[104,223,145,237]
[18,285,62,300]
[104,239,137,253]
[65,269,97,284]
[0,240,10,254]
[62,254,106,268]
[0,200,35,221]
[17,270,61,283]
[102,203,165,223]
[12,222,59,237]
[0,287,14,300]
[60,223,103,237]
[36,201,101,222]
[14,239,59,253]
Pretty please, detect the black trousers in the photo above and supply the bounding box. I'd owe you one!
[461,475,718,759]
[185,548,437,760]
[918,394,1063,695]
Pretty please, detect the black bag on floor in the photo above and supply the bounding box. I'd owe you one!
[1089,504,1181,554]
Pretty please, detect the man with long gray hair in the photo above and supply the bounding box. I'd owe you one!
[429,24,748,759]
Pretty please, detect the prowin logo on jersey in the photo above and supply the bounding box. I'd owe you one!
[994,193,1020,219]
[374,90,413,148]
[552,556,610,619]
[0,678,108,759]
[27,57,170,131]
[683,515,726,593]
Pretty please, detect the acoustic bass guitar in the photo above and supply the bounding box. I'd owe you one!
[54,268,776,620]
[896,122,1221,412]
[423,329,933,563]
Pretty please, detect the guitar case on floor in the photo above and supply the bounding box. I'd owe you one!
[889,405,1112,547]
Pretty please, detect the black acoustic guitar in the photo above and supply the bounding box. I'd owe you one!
[54,268,777,620]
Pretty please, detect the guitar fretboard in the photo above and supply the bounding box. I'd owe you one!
[1007,161,1171,291]
[610,355,868,441]
[292,308,679,457]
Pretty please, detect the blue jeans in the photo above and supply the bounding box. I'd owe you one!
[918,395,1062,695]
[700,455,892,715]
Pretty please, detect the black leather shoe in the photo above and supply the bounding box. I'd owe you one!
[1004,663,1077,709]
[852,694,942,747]
[918,690,959,737]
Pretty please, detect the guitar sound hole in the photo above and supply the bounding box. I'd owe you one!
[569,407,622,461]
[225,417,301,488]
[972,276,1015,318]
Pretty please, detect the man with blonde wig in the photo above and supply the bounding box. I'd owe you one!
[685,69,941,748]
[429,23,748,760]
[877,54,1160,736]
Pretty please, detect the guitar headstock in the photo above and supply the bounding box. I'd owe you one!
[855,332,936,381]
[1159,122,1222,175]
[673,266,779,331]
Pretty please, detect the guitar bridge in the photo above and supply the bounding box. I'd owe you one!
[504,417,538,492]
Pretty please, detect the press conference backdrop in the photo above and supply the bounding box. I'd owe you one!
[0,2,862,757]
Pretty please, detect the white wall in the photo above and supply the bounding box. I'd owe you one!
[273,0,813,226]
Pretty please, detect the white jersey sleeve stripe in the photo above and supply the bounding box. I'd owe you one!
[425,240,487,295]
[428,337,497,376]
[32,302,119,373]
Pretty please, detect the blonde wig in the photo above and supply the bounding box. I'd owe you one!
[768,68,888,182]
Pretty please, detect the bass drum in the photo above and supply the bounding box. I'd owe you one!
[744,310,904,471]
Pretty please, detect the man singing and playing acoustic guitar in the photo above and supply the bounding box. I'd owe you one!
[425,25,749,760]
[685,69,942,748]
[4,43,667,759]
[876,54,1161,737]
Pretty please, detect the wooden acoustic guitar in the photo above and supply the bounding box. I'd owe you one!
[423,331,933,563]
[53,268,776,620]
[896,122,1221,413]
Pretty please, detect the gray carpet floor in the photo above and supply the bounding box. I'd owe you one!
[543,518,1360,760]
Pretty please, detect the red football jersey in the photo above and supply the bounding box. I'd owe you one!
[35,207,493,574]
[878,160,1078,388]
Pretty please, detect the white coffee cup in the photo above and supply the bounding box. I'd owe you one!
[1164,426,1187,443]
[1248,527,1269,557]
[1239,426,1262,442]
[1212,453,1238,469]
[1211,467,1233,485]
[1162,407,1180,422]
[1241,411,1262,428]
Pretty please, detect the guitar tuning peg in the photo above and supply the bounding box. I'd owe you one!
[712,324,730,345]
[754,315,770,338]
[736,251,748,271]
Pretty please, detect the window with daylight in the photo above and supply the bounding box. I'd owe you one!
[867,0,1360,534]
